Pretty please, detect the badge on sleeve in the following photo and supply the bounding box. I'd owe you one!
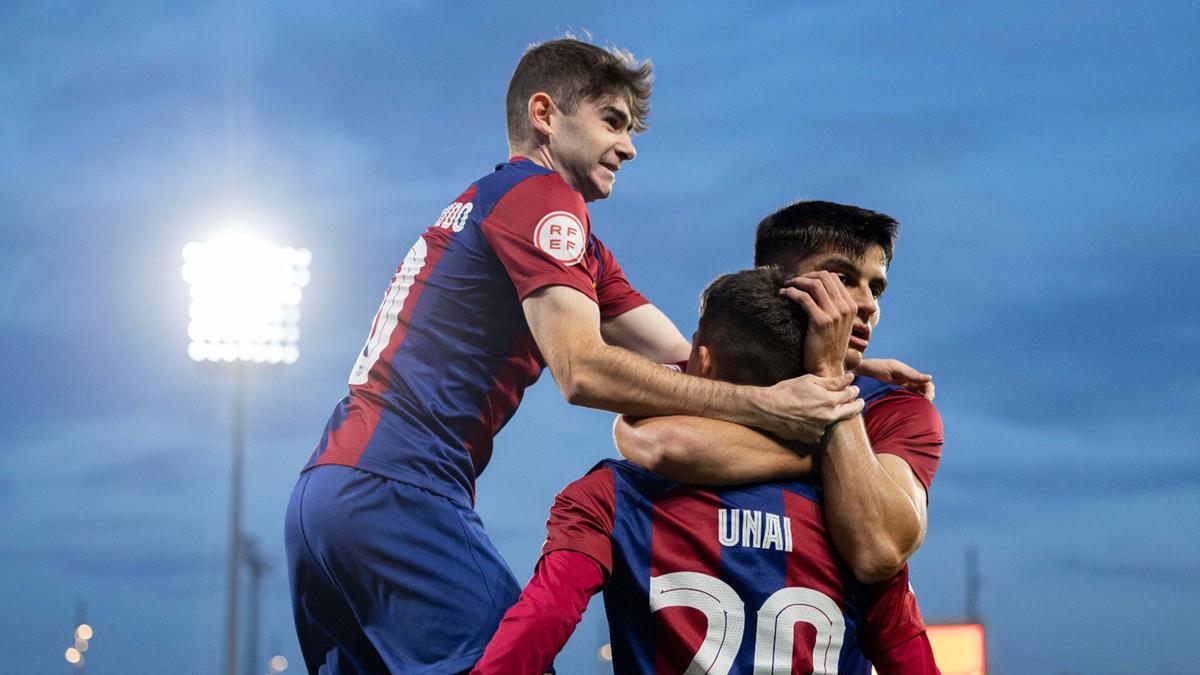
[533,211,587,266]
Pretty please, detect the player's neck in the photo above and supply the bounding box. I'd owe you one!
[512,144,557,174]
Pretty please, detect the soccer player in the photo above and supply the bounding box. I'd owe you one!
[471,268,939,674]
[285,40,870,673]
[617,201,942,585]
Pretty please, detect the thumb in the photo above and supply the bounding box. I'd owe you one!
[822,373,854,389]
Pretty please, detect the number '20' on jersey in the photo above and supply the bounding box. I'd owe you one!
[544,459,932,674]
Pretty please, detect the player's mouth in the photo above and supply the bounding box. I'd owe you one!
[849,325,870,352]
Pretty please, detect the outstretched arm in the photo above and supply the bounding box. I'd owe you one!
[614,415,817,485]
[475,467,617,673]
[855,358,935,401]
[524,285,862,442]
[470,550,604,675]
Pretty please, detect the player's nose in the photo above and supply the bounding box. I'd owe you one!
[854,287,878,319]
[616,131,636,162]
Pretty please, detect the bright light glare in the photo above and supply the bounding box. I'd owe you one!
[75,624,93,640]
[74,637,88,652]
[598,643,613,662]
[871,624,986,675]
[182,237,310,364]
[65,647,82,664]
[927,624,986,675]
[268,654,289,672]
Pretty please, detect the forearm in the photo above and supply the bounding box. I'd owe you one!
[600,303,692,364]
[527,286,860,442]
[564,342,770,427]
[471,550,604,675]
[821,416,924,582]
[614,415,815,485]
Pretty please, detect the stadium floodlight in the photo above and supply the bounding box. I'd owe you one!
[181,234,310,675]
[182,237,310,365]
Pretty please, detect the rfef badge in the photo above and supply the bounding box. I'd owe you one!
[533,211,587,266]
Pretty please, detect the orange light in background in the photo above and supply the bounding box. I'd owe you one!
[927,623,986,675]
[871,623,985,675]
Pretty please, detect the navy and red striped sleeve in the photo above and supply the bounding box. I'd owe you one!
[542,465,618,574]
[479,174,599,303]
[864,389,943,493]
[590,234,649,320]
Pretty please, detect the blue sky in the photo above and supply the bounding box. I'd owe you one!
[2,1,1198,673]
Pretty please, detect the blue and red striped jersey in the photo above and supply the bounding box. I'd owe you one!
[853,377,942,494]
[541,380,942,674]
[303,158,647,504]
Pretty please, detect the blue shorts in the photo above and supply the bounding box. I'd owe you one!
[285,465,521,674]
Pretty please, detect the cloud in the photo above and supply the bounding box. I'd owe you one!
[0,538,217,580]
[1047,553,1200,589]
[946,453,1200,499]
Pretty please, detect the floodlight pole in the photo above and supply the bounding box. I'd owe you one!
[242,536,271,675]
[223,362,247,675]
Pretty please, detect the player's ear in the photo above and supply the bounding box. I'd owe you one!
[695,345,717,379]
[527,92,555,140]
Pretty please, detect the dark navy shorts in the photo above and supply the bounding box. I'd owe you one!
[284,465,521,674]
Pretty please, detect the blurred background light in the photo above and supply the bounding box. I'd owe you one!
[181,236,310,364]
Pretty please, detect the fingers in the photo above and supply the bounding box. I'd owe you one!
[888,358,933,383]
[833,397,865,421]
[908,380,935,401]
[812,270,855,311]
[779,285,823,319]
[808,373,855,390]
[766,375,866,441]
[782,274,833,311]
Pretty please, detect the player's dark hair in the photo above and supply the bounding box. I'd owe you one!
[696,267,809,388]
[506,38,652,147]
[754,200,899,270]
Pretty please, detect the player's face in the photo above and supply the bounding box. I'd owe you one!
[548,94,637,202]
[788,244,889,371]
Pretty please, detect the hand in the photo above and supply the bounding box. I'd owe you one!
[758,373,864,442]
[854,358,935,401]
[779,271,856,377]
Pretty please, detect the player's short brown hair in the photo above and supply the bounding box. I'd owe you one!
[696,267,809,387]
[754,200,899,270]
[505,38,652,147]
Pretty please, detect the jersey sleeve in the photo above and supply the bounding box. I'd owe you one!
[470,550,605,675]
[858,567,930,666]
[590,235,649,320]
[863,390,943,494]
[480,174,599,303]
[867,632,939,675]
[542,466,617,575]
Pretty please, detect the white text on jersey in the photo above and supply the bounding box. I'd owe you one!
[717,508,793,552]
